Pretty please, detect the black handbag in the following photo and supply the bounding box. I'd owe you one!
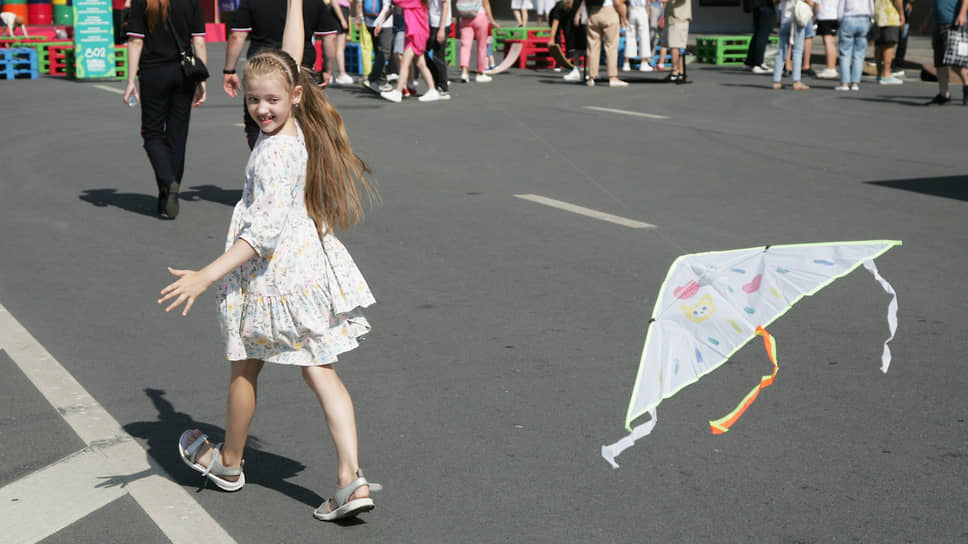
[165,6,209,83]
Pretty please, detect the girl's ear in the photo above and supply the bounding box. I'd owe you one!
[292,84,304,105]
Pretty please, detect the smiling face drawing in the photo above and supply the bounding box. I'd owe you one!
[682,294,715,323]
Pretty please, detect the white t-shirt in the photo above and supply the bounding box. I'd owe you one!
[816,0,837,20]
[429,0,452,27]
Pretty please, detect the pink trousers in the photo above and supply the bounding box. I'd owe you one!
[459,12,489,73]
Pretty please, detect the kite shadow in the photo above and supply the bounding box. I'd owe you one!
[117,388,324,509]
[866,174,968,201]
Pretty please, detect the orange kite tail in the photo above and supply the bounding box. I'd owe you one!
[709,326,779,434]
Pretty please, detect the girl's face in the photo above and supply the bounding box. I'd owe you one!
[244,73,303,136]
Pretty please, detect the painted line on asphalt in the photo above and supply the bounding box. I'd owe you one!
[514,194,656,229]
[0,304,236,544]
[583,106,669,120]
[92,84,124,95]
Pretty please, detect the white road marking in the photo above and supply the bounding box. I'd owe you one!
[583,106,669,120]
[0,304,236,544]
[233,123,245,127]
[514,194,656,229]
[92,84,124,95]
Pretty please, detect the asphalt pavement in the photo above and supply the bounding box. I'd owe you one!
[1,40,966,543]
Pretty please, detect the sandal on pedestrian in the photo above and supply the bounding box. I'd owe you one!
[178,430,245,492]
[792,81,810,91]
[313,469,375,521]
[772,82,783,90]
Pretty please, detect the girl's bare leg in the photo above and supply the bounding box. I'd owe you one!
[183,358,263,480]
[302,364,369,505]
[415,55,436,90]
[395,48,415,92]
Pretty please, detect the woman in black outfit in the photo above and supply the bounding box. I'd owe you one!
[123,0,207,219]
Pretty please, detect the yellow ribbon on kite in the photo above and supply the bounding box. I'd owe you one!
[709,326,779,434]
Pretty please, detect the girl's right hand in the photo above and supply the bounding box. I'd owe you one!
[159,266,214,316]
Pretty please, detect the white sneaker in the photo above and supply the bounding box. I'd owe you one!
[387,73,399,82]
[817,68,839,79]
[475,73,492,82]
[379,82,394,92]
[380,89,402,103]
[437,90,452,100]
[850,83,860,91]
[639,63,654,72]
[834,83,850,91]
[418,89,443,102]
[609,78,629,87]
[563,67,581,81]
[878,76,903,85]
[751,64,771,74]
[334,73,354,85]
[622,62,631,71]
[460,72,470,83]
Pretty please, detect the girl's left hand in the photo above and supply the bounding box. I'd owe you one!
[159,266,212,316]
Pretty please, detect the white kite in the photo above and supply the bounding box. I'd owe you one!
[603,240,901,468]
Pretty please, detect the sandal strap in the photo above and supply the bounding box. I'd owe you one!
[203,444,243,478]
[184,433,208,463]
[332,470,369,508]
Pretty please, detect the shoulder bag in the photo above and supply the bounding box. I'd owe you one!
[165,4,209,83]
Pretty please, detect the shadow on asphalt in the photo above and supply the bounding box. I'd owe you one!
[119,388,325,509]
[79,185,242,218]
[866,175,968,201]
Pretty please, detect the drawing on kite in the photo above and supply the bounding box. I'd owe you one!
[602,240,902,469]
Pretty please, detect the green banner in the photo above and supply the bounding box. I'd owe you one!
[72,0,115,78]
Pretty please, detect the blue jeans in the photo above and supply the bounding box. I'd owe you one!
[774,20,805,82]
[838,15,871,84]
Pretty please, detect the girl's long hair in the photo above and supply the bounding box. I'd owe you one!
[244,50,375,236]
[145,0,169,32]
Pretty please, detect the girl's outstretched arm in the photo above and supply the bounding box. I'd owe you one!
[282,0,305,63]
[159,239,257,316]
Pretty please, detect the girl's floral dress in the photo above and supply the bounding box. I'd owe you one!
[215,124,375,366]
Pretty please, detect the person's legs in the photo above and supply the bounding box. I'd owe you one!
[302,364,368,498]
[851,20,869,83]
[181,358,264,478]
[138,64,177,191]
[774,20,790,83]
[166,77,195,184]
[322,33,338,85]
[336,32,348,77]
[414,52,436,90]
[395,47,415,92]
[602,8,620,78]
[791,25,805,82]
[823,33,837,70]
[880,42,896,78]
[802,33,813,72]
[459,19,474,77]
[367,26,387,84]
[425,27,447,90]
[474,12,489,74]
[625,7,640,61]
[586,13,603,80]
[838,19,853,85]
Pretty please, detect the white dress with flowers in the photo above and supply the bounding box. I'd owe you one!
[215,124,375,366]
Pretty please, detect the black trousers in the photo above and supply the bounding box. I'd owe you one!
[367,25,393,84]
[425,26,449,91]
[745,5,776,67]
[139,61,195,191]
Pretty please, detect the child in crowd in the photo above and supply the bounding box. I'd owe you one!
[623,0,653,71]
[168,0,379,522]
[512,0,532,26]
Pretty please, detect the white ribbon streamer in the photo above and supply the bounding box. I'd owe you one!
[863,259,899,373]
[601,409,657,469]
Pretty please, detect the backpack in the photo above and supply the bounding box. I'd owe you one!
[363,0,382,17]
[455,0,482,17]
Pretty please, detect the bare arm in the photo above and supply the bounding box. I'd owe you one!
[191,35,207,105]
[122,37,143,104]
[614,0,628,26]
[483,0,498,26]
[159,239,257,316]
[282,0,305,62]
[223,31,247,97]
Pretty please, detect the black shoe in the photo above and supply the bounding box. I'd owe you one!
[164,180,180,219]
[665,72,680,82]
[157,190,166,215]
[675,75,689,85]
[926,93,951,105]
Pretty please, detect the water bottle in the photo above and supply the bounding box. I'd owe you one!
[127,93,139,107]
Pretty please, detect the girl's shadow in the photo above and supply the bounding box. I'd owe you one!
[122,388,324,508]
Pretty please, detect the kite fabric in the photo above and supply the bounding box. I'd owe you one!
[602,240,901,469]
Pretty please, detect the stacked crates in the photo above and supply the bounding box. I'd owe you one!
[695,35,779,66]
[0,47,39,79]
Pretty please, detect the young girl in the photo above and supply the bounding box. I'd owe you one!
[456,0,499,83]
[376,0,440,102]
[161,0,378,522]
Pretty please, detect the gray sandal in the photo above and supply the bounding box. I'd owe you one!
[178,430,245,492]
[313,469,375,521]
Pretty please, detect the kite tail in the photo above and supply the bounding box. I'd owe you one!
[708,327,778,434]
[601,409,657,469]
[863,259,898,373]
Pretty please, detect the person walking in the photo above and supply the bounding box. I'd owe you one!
[926,0,968,104]
[123,0,207,219]
[835,0,873,91]
[165,0,380,522]
[377,0,441,101]
[455,0,499,83]
[424,0,453,97]
[357,0,395,92]
[744,0,777,73]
